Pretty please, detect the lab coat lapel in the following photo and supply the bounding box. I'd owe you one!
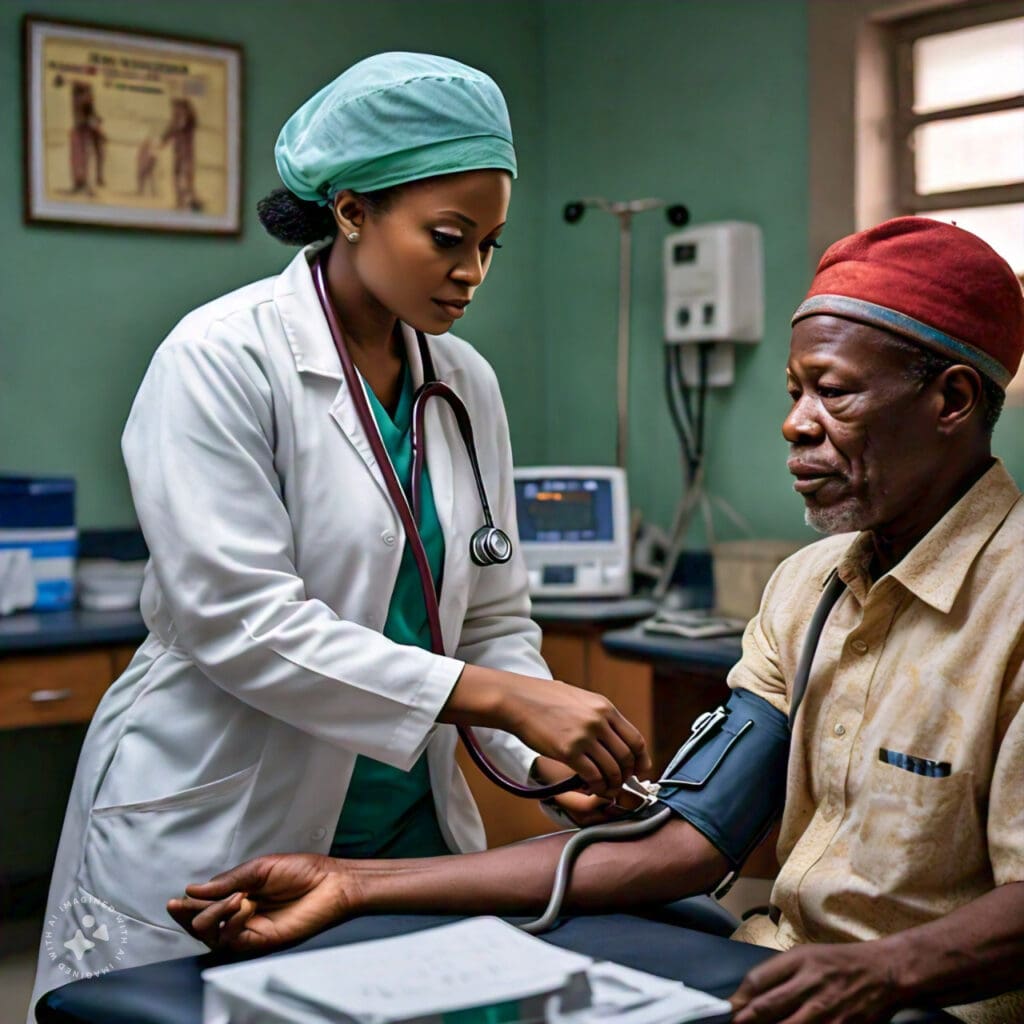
[327,382,393,503]
[274,245,395,502]
[403,324,467,655]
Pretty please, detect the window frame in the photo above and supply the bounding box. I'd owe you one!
[890,0,1024,215]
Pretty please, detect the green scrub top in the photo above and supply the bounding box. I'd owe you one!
[331,359,451,859]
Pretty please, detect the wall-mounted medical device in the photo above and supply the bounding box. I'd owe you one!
[654,221,764,600]
[513,466,631,599]
[663,221,764,387]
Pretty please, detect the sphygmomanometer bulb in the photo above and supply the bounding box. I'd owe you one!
[667,204,690,227]
[563,201,585,224]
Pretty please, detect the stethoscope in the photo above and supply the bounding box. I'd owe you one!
[311,253,583,800]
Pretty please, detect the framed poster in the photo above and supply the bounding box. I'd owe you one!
[23,17,243,234]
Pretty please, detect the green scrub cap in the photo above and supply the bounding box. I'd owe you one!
[275,52,517,204]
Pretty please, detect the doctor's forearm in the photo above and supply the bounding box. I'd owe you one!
[339,817,727,917]
[438,663,651,795]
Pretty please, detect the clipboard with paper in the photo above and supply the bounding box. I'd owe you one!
[202,917,732,1024]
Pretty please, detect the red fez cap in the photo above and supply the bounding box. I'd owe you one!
[792,217,1024,388]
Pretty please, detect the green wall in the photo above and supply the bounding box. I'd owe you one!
[0,0,548,526]
[533,0,1023,539]
[3,0,1021,535]
[539,0,813,539]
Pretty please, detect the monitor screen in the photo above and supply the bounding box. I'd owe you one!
[515,476,615,543]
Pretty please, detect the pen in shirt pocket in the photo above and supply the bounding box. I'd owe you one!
[879,747,952,778]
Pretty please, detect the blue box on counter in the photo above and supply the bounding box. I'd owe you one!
[0,476,77,611]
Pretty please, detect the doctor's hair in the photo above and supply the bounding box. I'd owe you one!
[885,335,1005,436]
[256,187,401,245]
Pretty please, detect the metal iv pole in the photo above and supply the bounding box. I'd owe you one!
[563,198,689,468]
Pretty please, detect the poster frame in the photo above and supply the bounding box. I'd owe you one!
[22,15,244,235]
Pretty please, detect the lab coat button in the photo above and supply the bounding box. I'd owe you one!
[834,723,846,737]
[382,532,396,546]
[850,639,868,655]
[311,826,327,841]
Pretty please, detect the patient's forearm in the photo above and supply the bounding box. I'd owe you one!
[879,881,1024,1008]
[341,817,729,917]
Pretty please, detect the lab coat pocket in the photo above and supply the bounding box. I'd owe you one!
[84,763,259,929]
[852,757,981,896]
[91,763,258,816]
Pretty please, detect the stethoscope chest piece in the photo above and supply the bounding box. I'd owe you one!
[470,526,513,566]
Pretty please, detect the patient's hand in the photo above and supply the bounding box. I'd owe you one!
[167,853,355,953]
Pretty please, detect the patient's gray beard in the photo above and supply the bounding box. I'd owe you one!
[805,502,866,535]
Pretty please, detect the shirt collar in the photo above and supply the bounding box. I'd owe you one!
[888,460,1020,612]
[822,460,1021,612]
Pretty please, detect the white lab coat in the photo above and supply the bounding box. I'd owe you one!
[30,243,548,1014]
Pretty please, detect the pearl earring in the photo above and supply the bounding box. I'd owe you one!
[346,231,360,243]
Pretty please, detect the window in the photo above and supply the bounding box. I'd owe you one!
[890,2,1024,395]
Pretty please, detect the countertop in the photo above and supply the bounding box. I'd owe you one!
[0,606,148,654]
[530,596,658,624]
[602,622,743,672]
[0,596,659,655]
[1,604,744,701]
[0,601,740,672]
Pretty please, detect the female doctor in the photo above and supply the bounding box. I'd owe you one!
[30,52,648,1011]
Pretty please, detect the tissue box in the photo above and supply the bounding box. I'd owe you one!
[0,476,77,611]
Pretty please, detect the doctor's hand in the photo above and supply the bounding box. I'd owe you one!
[443,666,651,797]
[729,941,900,1024]
[166,853,355,954]
[532,756,647,827]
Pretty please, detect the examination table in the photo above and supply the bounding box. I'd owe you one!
[35,901,956,1023]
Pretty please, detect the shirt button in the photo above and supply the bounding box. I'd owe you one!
[382,532,396,546]
[834,723,847,737]
[311,826,327,841]
[850,639,868,655]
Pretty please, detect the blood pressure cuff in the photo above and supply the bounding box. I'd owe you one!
[654,689,790,870]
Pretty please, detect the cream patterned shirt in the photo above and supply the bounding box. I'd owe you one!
[727,461,1024,1023]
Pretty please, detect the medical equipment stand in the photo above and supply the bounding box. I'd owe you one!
[654,222,764,599]
[563,198,689,468]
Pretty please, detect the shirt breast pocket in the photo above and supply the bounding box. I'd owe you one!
[851,756,982,895]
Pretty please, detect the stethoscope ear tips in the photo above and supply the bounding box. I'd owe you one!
[563,202,585,224]
[470,526,513,566]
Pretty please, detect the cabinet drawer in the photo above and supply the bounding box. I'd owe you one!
[0,651,114,729]
[110,644,139,678]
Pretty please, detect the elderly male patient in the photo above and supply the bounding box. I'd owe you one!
[171,219,1024,1024]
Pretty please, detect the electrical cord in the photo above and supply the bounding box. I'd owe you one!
[696,342,711,460]
[664,346,696,476]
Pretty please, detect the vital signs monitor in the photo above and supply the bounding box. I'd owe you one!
[513,467,631,599]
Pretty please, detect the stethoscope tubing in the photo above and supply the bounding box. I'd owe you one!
[311,254,583,800]
[410,381,495,526]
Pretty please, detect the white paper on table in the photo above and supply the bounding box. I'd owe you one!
[203,918,591,1024]
[264,918,592,1022]
[553,962,733,1024]
[202,917,733,1024]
